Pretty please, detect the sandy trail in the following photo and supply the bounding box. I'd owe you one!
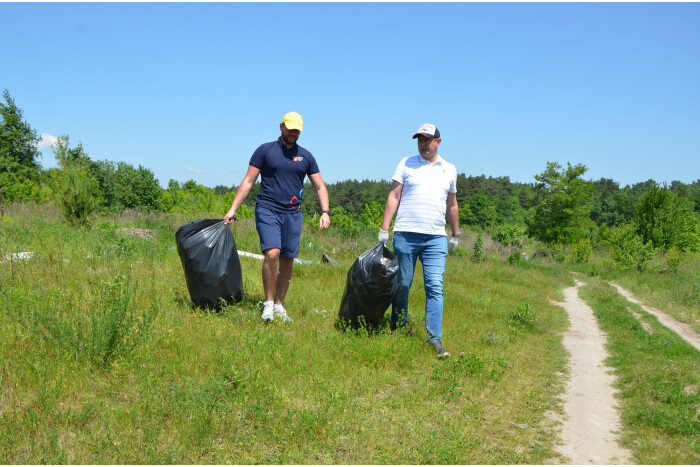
[609,282,700,352]
[551,280,632,464]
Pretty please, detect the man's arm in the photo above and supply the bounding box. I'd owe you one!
[446,191,460,236]
[224,164,261,224]
[380,180,403,232]
[308,172,330,231]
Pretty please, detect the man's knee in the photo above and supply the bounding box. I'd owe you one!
[263,248,281,262]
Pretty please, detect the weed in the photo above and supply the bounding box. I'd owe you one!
[507,303,538,328]
[483,330,510,347]
[15,274,159,368]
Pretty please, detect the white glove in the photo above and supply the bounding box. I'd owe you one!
[378,229,389,244]
[448,236,459,252]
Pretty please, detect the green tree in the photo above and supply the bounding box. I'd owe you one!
[0,89,42,201]
[358,201,384,230]
[463,193,499,228]
[527,161,595,244]
[53,135,90,170]
[634,185,700,251]
[112,162,163,211]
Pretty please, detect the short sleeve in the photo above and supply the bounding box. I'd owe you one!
[449,165,457,193]
[392,157,409,184]
[249,144,265,169]
[306,152,320,176]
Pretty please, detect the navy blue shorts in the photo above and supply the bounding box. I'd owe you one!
[255,206,303,258]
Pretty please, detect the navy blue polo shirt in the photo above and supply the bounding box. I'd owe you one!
[249,137,320,213]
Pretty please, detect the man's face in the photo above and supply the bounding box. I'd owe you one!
[280,123,300,147]
[417,135,441,158]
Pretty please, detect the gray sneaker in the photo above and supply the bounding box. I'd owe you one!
[430,340,451,358]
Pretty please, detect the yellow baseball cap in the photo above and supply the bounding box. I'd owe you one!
[281,111,303,132]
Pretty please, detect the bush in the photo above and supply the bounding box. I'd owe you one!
[507,251,526,266]
[507,303,537,327]
[491,222,527,249]
[665,246,685,275]
[607,223,657,271]
[472,233,484,262]
[570,239,592,263]
[58,165,98,225]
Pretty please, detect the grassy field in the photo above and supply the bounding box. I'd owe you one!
[0,204,697,463]
[596,255,700,334]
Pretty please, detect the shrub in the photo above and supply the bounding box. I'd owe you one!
[491,222,527,249]
[507,303,537,327]
[607,223,657,271]
[570,239,592,263]
[58,165,98,225]
[507,251,526,266]
[472,233,484,262]
[664,246,685,275]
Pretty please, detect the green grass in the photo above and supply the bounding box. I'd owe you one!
[0,203,696,463]
[0,204,571,463]
[579,279,700,464]
[579,250,700,334]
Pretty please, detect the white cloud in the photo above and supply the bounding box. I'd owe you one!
[188,166,203,173]
[36,133,58,150]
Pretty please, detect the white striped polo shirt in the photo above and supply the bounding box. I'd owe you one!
[392,154,458,236]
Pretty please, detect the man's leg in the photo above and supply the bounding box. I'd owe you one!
[420,235,448,343]
[274,256,294,305]
[256,206,283,304]
[275,211,302,309]
[262,248,281,302]
[391,232,419,331]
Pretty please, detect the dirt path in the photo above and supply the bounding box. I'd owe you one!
[609,282,700,352]
[550,280,632,464]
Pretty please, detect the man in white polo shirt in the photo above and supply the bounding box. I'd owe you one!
[378,123,460,358]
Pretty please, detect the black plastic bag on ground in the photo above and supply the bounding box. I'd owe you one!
[175,219,243,308]
[338,243,399,327]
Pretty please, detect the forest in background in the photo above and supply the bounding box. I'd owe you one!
[3,88,700,268]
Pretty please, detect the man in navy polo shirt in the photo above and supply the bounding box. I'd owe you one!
[224,112,331,323]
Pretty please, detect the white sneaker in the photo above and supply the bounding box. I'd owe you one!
[274,305,292,323]
[261,302,274,322]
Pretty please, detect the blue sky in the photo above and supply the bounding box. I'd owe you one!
[2,2,699,189]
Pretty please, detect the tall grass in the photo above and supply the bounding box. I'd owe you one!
[581,250,700,333]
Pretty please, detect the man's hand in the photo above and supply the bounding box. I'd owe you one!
[224,209,237,225]
[378,229,389,244]
[448,236,459,253]
[319,212,330,231]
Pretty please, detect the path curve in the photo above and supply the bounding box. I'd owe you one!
[551,280,632,464]
[609,282,700,352]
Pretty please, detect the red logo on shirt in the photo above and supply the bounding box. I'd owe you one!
[293,156,304,162]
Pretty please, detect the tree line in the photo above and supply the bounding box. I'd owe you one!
[2,88,700,261]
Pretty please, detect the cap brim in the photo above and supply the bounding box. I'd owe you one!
[413,132,436,139]
[283,123,303,131]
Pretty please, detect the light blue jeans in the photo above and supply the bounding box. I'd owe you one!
[391,231,448,343]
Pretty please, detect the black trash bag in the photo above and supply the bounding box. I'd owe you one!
[175,219,243,308]
[338,243,399,327]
